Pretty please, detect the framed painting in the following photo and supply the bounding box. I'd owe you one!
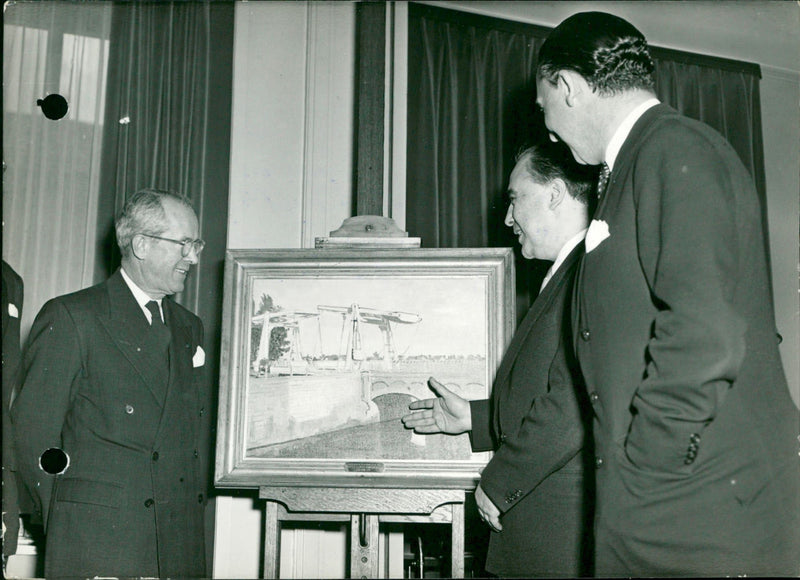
[214,248,515,489]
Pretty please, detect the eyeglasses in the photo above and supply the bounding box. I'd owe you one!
[139,233,205,257]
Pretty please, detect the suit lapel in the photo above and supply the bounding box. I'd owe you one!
[493,288,553,388]
[494,245,584,391]
[97,271,168,406]
[594,103,672,221]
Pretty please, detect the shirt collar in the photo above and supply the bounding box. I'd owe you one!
[539,228,588,293]
[605,98,660,170]
[120,267,163,323]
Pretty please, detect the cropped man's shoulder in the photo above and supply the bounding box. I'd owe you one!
[2,260,23,288]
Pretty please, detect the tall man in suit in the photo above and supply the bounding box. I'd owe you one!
[535,12,800,576]
[403,142,597,577]
[12,189,211,578]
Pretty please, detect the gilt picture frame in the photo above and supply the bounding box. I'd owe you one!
[214,248,515,489]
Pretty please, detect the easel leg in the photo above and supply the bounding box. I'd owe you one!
[350,514,380,578]
[264,500,281,579]
[451,503,465,578]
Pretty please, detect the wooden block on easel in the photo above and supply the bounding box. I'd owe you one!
[315,215,421,248]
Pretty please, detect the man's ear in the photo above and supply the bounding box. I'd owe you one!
[548,178,568,209]
[559,70,588,108]
[130,234,149,260]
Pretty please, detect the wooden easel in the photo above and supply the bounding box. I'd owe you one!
[260,486,465,578]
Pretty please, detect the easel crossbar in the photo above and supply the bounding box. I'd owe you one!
[258,486,464,514]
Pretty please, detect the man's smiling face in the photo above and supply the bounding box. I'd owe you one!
[137,197,200,298]
[505,162,554,261]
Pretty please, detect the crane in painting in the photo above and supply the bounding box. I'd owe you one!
[252,303,422,375]
[318,304,422,371]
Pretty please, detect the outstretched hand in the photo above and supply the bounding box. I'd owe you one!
[401,377,471,435]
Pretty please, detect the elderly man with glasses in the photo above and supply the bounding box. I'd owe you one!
[12,188,210,578]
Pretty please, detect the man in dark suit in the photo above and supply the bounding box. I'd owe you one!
[11,189,211,578]
[403,142,596,577]
[2,260,24,566]
[535,12,800,576]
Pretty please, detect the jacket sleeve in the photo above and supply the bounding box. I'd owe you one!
[468,399,493,452]
[479,339,586,514]
[11,299,83,528]
[625,122,748,473]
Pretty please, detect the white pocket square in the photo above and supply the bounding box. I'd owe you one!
[585,219,610,253]
[8,303,19,318]
[192,346,205,368]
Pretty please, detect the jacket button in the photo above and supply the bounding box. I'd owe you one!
[193,449,199,458]
[144,498,154,508]
[152,451,159,461]
[595,457,604,469]
[125,404,134,414]
[589,392,599,403]
[580,329,591,341]
[197,493,204,504]
[499,434,507,444]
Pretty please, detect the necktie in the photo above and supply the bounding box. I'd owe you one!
[597,163,611,199]
[145,300,163,326]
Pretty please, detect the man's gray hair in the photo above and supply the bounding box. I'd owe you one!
[115,188,195,259]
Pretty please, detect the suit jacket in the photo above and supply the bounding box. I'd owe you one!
[573,103,800,576]
[11,270,210,578]
[470,245,593,577]
[2,261,24,557]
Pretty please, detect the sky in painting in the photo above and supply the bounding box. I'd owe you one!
[251,276,487,356]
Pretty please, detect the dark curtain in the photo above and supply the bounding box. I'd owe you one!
[93,1,234,568]
[407,2,767,316]
[407,4,551,318]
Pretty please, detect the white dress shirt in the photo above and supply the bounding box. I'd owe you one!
[605,98,660,170]
[539,228,588,293]
[120,268,164,323]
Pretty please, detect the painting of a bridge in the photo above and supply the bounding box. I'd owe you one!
[245,277,487,461]
[215,248,515,488]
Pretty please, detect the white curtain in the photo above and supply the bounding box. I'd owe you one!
[2,1,112,342]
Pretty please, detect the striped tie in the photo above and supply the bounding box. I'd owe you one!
[597,162,611,199]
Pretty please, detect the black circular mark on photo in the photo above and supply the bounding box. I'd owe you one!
[39,447,70,475]
[37,94,69,120]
